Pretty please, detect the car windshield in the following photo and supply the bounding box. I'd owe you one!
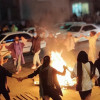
[0,34,5,41]
[22,28,27,31]
[60,24,72,29]
[68,26,81,32]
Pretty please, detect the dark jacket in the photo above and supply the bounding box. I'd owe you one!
[28,66,66,97]
[0,66,12,92]
[28,36,41,53]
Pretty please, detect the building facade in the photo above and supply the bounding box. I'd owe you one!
[0,0,100,25]
[0,0,21,24]
[70,0,94,16]
[20,0,71,26]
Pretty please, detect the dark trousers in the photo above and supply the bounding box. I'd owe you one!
[48,89,62,100]
[0,91,10,100]
[79,90,92,100]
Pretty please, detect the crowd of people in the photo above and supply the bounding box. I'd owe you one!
[0,28,100,100]
[70,13,100,24]
[0,24,19,33]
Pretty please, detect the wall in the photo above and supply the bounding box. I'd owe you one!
[20,0,71,26]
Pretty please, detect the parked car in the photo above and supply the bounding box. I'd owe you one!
[22,27,49,38]
[0,31,46,55]
[0,32,33,55]
[54,22,86,36]
[55,23,100,42]
[55,22,86,30]
[22,27,36,33]
[67,24,100,41]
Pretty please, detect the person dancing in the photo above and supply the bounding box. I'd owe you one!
[18,56,67,100]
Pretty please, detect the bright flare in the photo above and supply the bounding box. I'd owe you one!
[50,51,76,86]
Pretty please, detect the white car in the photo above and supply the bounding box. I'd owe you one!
[0,32,33,55]
[67,24,100,42]
[22,27,36,33]
[54,22,86,36]
[55,22,86,30]
[22,27,49,38]
[0,31,46,55]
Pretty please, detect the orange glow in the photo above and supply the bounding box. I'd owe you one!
[50,51,76,86]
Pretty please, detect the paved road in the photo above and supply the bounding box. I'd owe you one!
[1,40,100,100]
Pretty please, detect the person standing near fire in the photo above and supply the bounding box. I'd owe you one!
[82,31,100,63]
[64,32,82,52]
[3,36,25,74]
[0,56,18,100]
[21,32,41,69]
[63,32,82,66]
[45,33,57,55]
[18,56,67,100]
[72,51,99,100]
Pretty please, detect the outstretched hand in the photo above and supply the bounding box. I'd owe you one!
[63,65,71,72]
[63,65,67,70]
[17,77,24,82]
[21,36,27,42]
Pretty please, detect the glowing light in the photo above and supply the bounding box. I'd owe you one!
[50,51,76,86]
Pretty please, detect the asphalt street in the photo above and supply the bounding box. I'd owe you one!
[1,40,100,100]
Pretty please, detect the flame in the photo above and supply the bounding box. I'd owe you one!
[50,51,76,86]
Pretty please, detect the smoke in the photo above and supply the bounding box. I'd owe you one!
[21,0,71,28]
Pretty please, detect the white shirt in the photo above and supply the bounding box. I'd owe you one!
[73,62,99,91]
[65,37,75,51]
[40,40,46,48]
[87,35,97,49]
[65,37,79,51]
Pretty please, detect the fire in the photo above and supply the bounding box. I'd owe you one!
[50,51,76,86]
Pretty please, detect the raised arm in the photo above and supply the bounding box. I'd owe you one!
[21,36,33,43]
[3,43,13,51]
[96,32,100,38]
[74,35,83,42]
[21,36,27,43]
[54,66,67,76]
[80,34,89,40]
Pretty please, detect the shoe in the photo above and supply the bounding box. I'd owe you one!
[31,65,37,69]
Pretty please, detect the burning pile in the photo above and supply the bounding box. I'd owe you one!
[50,51,76,87]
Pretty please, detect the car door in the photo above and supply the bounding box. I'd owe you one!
[18,33,32,53]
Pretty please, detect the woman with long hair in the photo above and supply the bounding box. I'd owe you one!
[18,56,66,100]
[73,51,99,100]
